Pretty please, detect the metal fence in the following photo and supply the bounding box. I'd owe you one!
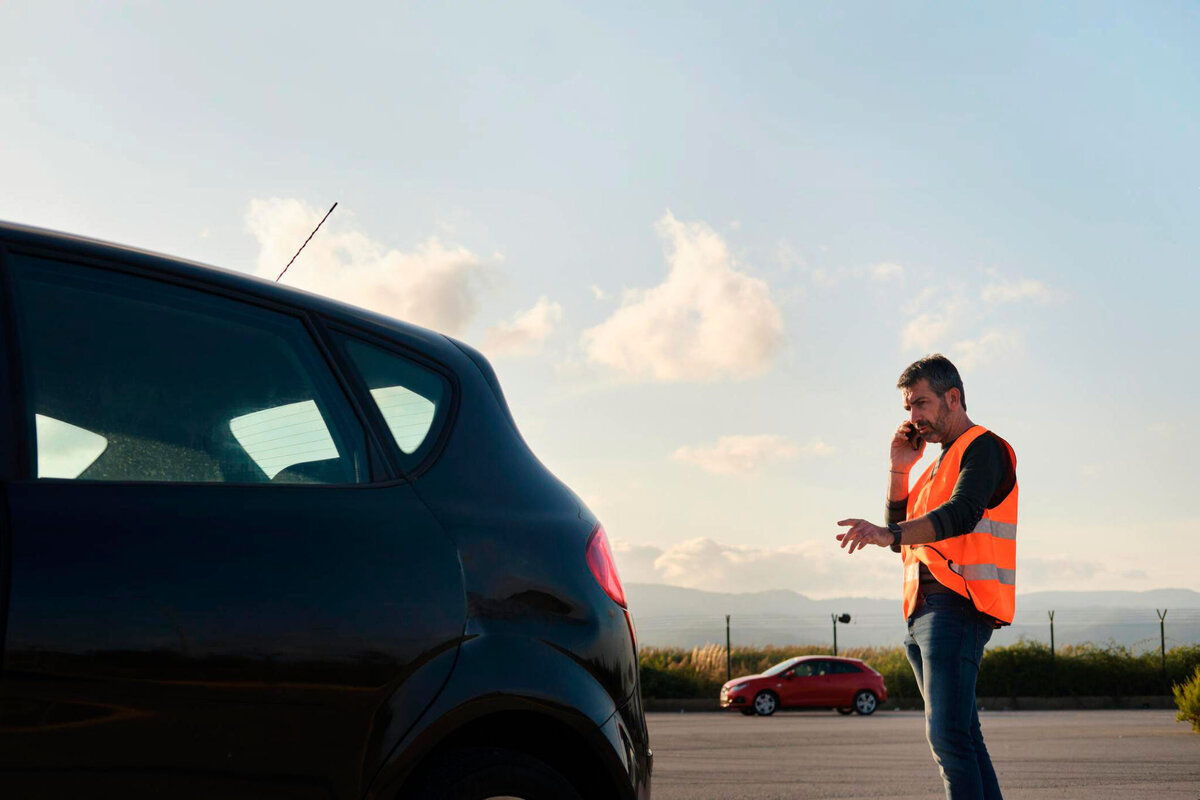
[634,608,1200,653]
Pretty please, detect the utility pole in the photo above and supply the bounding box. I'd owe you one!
[1157,609,1168,676]
[831,613,850,656]
[1048,610,1055,663]
[725,614,732,684]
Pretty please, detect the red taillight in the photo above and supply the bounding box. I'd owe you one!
[585,524,626,608]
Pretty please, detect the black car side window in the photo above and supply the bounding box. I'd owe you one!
[10,256,369,484]
[335,335,450,473]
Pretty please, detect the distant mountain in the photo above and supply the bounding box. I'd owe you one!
[626,583,1200,651]
[1016,589,1200,609]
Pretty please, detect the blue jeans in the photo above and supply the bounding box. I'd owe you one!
[904,592,1002,800]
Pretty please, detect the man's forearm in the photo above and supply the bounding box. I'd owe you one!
[887,468,909,505]
[896,515,937,545]
[887,468,937,547]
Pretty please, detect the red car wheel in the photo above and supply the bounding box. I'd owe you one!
[853,690,878,715]
[753,691,779,716]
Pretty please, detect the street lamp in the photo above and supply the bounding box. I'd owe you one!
[832,613,851,656]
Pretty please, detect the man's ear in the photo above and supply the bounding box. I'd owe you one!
[947,387,962,411]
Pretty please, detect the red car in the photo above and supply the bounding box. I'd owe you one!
[720,655,888,716]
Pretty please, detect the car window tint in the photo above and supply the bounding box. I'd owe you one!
[831,661,862,674]
[810,661,832,676]
[11,256,368,484]
[791,662,814,677]
[337,336,449,468]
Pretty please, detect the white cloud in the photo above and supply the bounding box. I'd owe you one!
[246,197,485,335]
[871,261,904,281]
[810,267,838,288]
[775,240,805,270]
[901,289,1019,366]
[981,277,1053,304]
[901,303,962,352]
[608,541,667,583]
[1017,555,1128,593]
[901,274,1056,364]
[610,537,895,595]
[590,285,609,301]
[581,212,784,382]
[799,440,837,457]
[904,286,940,315]
[672,435,799,475]
[803,261,904,288]
[482,296,563,358]
[950,329,1023,370]
[671,435,835,475]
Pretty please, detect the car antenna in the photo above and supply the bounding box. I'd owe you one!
[276,201,338,282]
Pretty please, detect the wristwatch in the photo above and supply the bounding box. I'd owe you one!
[887,522,903,547]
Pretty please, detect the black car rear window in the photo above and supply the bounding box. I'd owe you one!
[335,334,451,473]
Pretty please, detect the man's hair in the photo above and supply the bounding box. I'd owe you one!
[897,354,966,410]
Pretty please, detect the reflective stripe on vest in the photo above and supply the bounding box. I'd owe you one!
[901,425,1019,624]
[971,518,1017,541]
[949,562,1017,585]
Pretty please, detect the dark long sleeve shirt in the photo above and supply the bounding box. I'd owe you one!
[887,430,1016,591]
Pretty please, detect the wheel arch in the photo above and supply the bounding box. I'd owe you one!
[364,635,637,800]
[382,706,623,800]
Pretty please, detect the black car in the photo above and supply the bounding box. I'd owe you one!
[0,221,651,800]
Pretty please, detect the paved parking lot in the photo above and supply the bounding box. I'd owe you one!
[646,709,1200,799]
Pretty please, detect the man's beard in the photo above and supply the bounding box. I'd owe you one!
[919,401,951,442]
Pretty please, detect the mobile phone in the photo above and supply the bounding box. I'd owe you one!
[905,424,923,450]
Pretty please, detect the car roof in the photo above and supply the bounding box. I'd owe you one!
[0,219,463,363]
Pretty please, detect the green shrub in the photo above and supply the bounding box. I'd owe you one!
[977,641,1200,698]
[1173,665,1200,733]
[640,665,702,699]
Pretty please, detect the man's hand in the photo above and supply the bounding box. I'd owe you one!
[890,422,925,471]
[836,519,892,554]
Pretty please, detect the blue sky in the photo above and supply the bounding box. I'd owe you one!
[3,2,1198,598]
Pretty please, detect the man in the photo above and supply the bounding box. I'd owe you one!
[836,354,1017,800]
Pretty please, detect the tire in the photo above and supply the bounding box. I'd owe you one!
[409,747,585,800]
[835,707,854,715]
[853,690,878,716]
[753,691,778,716]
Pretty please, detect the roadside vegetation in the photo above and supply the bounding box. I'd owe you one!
[640,641,1200,703]
[1173,665,1200,733]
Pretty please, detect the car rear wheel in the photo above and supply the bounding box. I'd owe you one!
[753,691,778,716]
[835,707,853,715]
[410,747,585,800]
[853,690,878,716]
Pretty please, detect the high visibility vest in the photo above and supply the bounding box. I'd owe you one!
[902,425,1018,623]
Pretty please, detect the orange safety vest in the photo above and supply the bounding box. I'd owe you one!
[902,425,1018,623]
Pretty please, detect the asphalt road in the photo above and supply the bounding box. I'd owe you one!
[646,709,1200,800]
